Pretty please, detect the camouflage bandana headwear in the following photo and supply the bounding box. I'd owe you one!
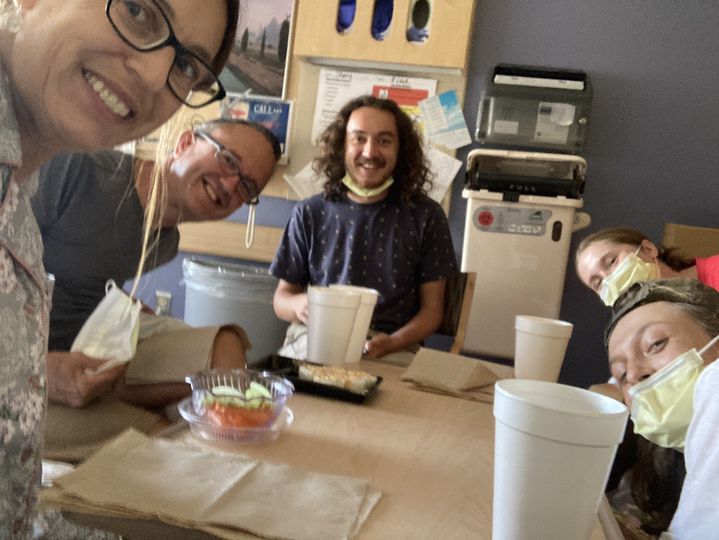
[604,278,719,350]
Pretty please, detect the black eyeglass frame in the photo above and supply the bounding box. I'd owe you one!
[195,131,261,205]
[105,0,226,108]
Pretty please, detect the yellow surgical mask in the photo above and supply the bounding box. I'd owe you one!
[599,247,660,306]
[342,174,394,198]
[628,334,719,451]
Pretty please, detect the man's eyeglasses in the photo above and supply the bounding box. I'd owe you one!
[106,0,226,108]
[195,131,260,204]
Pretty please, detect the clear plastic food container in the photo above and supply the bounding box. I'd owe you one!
[181,369,294,444]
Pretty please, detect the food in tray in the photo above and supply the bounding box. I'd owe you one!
[202,381,275,428]
[298,363,378,394]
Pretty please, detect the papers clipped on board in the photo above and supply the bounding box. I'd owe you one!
[418,90,472,150]
[283,161,325,201]
[311,68,437,143]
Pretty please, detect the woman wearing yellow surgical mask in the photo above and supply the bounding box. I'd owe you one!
[606,279,719,539]
[576,228,719,536]
[575,228,719,306]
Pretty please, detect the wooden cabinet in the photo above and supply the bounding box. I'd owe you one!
[292,0,478,73]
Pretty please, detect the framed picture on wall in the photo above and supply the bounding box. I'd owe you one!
[219,0,295,98]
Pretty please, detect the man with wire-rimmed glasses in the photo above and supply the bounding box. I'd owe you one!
[32,118,280,461]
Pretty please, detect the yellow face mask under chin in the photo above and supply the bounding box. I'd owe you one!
[628,334,719,451]
[599,247,660,306]
[342,174,394,198]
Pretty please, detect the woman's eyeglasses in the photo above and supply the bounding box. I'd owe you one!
[106,0,226,108]
[195,131,260,203]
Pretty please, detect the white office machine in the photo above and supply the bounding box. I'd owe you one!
[461,149,589,359]
[461,64,593,359]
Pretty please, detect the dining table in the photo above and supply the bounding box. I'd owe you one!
[56,358,617,539]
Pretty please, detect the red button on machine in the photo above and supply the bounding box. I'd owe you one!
[477,211,494,227]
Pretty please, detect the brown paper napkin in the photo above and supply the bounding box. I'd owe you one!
[400,347,514,403]
[43,429,381,540]
[43,396,163,463]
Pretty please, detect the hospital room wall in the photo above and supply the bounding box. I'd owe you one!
[136,1,719,389]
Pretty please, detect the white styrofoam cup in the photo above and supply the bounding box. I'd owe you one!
[492,379,628,540]
[514,315,574,382]
[307,286,361,365]
[329,285,379,363]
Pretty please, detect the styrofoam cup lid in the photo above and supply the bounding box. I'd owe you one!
[328,284,379,305]
[515,315,573,339]
[494,379,628,447]
[308,286,362,308]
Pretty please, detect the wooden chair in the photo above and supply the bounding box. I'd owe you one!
[662,223,719,258]
[436,271,476,354]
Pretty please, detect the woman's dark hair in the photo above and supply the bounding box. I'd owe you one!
[608,424,685,535]
[211,1,241,75]
[631,439,686,534]
[576,227,695,273]
[313,95,433,205]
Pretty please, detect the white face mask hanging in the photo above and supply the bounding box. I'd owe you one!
[70,280,141,373]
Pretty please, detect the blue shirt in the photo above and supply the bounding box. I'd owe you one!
[270,193,458,334]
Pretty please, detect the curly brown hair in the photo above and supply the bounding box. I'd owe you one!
[313,95,433,205]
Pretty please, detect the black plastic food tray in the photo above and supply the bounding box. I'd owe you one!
[253,354,382,404]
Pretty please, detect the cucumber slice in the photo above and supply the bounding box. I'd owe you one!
[211,385,244,398]
[245,381,272,400]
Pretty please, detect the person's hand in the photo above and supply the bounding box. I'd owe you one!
[46,351,127,408]
[363,333,396,359]
[273,280,309,324]
[292,293,309,324]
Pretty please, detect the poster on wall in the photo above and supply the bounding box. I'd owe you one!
[311,69,437,143]
[219,0,294,98]
[222,95,293,164]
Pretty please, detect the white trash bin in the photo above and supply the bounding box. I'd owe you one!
[182,258,288,363]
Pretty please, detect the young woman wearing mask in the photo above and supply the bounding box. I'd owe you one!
[0,1,239,535]
[575,228,714,535]
[606,279,719,538]
[575,227,719,307]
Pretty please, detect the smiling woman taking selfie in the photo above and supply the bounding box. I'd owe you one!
[0,0,238,535]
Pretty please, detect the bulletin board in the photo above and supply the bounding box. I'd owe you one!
[179,0,479,261]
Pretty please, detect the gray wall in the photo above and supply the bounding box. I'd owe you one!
[136,1,719,388]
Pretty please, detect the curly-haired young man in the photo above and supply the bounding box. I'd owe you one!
[270,96,457,362]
